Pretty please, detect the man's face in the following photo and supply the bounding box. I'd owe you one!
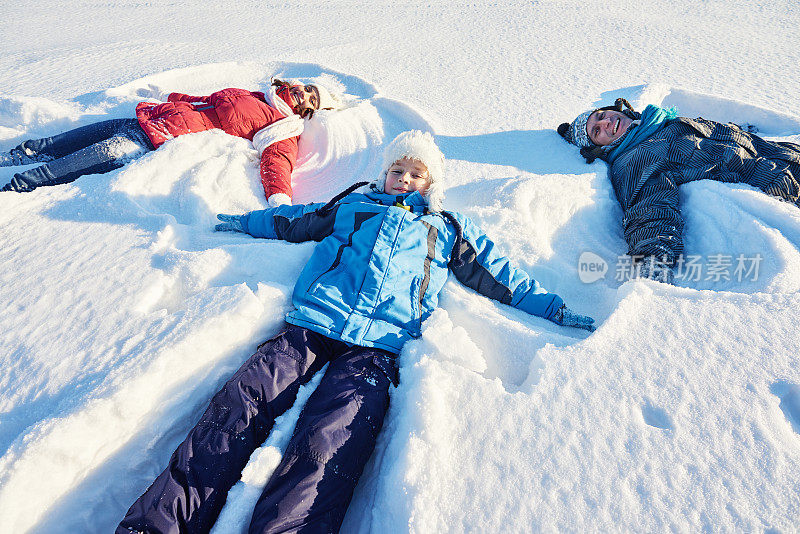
[587,109,632,146]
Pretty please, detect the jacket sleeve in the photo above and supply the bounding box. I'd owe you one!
[167,92,211,103]
[259,137,299,202]
[242,202,336,242]
[448,214,564,320]
[682,120,800,204]
[610,148,684,265]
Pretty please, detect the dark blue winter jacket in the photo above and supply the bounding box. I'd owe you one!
[241,190,564,353]
[604,117,800,265]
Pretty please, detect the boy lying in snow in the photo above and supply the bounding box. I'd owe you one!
[117,130,595,534]
[0,79,341,206]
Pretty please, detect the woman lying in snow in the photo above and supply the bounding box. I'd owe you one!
[0,79,341,206]
[558,98,800,283]
[116,130,595,534]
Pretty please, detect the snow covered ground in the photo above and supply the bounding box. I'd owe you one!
[1,1,800,532]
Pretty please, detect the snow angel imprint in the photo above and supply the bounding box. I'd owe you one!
[0,79,342,206]
[116,130,596,534]
[558,98,800,284]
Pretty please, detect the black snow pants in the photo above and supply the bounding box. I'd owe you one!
[116,324,398,534]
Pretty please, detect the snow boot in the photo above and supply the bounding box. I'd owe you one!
[0,142,53,167]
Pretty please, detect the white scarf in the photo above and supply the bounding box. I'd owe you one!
[251,86,305,155]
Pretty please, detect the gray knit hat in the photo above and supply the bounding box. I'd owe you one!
[565,109,595,148]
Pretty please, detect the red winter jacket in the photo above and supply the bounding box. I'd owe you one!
[135,87,298,201]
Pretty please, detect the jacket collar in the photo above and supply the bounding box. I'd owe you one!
[363,191,429,212]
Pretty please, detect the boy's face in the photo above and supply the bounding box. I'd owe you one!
[384,158,431,196]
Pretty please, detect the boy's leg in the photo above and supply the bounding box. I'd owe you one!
[248,347,398,534]
[116,325,344,534]
[1,122,153,192]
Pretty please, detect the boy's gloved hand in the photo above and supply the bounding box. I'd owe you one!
[215,213,245,233]
[551,304,596,332]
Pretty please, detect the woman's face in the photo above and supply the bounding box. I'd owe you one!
[384,158,431,195]
[587,109,633,146]
[289,84,320,118]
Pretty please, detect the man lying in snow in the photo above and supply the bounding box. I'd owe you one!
[558,98,800,284]
[0,79,341,206]
[116,130,595,534]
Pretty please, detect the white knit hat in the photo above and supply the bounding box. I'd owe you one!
[310,83,342,110]
[371,130,446,212]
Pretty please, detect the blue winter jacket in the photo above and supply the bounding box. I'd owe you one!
[241,191,564,354]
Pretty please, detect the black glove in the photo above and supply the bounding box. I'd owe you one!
[551,304,596,332]
[637,256,675,284]
[215,213,245,233]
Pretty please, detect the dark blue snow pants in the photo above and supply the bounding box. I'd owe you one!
[116,324,398,534]
[2,118,153,192]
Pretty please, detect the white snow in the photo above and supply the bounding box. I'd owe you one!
[1,1,800,532]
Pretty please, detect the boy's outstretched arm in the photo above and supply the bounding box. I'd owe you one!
[214,202,334,243]
[448,213,596,333]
